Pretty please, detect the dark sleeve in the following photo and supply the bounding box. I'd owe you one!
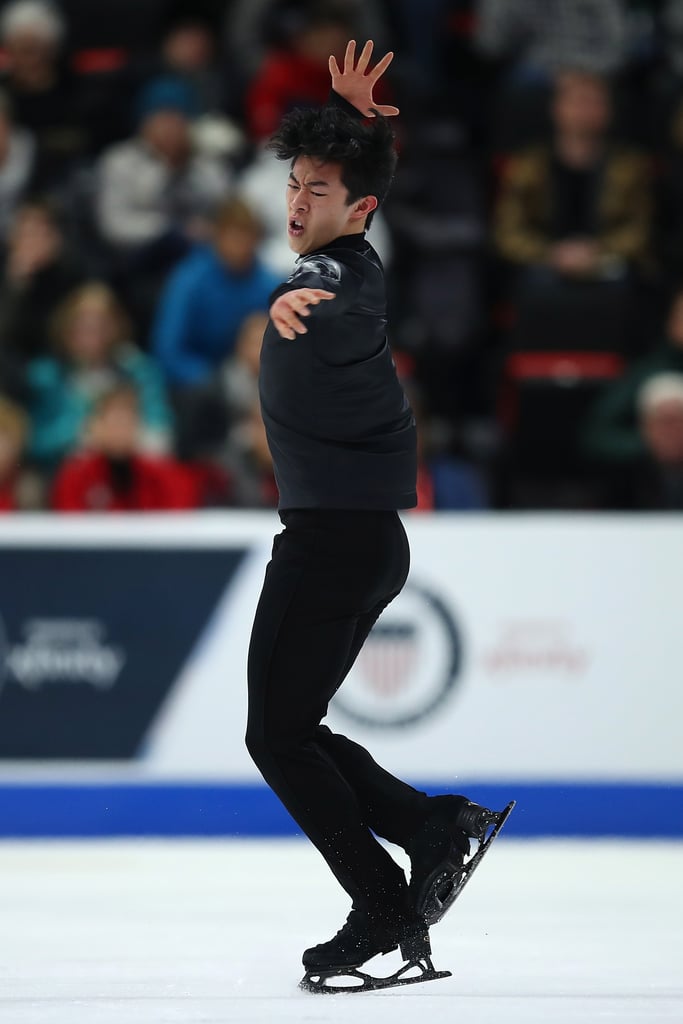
[328,88,366,120]
[269,253,363,318]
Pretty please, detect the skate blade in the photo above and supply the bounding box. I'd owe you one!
[421,800,516,926]
[300,957,451,994]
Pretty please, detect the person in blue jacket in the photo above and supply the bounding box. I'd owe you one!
[151,196,279,388]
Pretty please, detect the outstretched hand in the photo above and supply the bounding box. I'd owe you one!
[270,288,335,340]
[329,39,400,118]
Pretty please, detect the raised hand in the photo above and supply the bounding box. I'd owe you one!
[329,39,400,118]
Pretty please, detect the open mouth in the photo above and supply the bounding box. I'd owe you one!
[289,219,304,237]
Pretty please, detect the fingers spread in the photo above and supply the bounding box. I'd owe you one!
[329,55,340,77]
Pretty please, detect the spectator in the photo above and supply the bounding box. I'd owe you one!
[226,0,388,80]
[0,90,36,243]
[157,14,233,118]
[0,0,87,189]
[27,282,172,469]
[95,75,231,260]
[222,310,268,420]
[0,393,42,509]
[151,196,277,457]
[605,372,683,509]
[152,196,277,389]
[51,381,198,512]
[493,70,652,352]
[406,382,489,511]
[582,287,683,465]
[475,0,627,78]
[0,198,84,363]
[223,392,279,508]
[244,0,357,141]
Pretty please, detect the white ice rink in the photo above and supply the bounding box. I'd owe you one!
[0,838,681,1023]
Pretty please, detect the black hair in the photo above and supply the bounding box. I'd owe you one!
[268,104,397,228]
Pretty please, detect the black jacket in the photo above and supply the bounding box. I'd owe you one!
[259,233,417,510]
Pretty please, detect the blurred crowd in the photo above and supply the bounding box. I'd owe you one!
[1,0,683,513]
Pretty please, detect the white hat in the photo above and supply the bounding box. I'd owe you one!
[637,372,683,416]
[0,1,65,46]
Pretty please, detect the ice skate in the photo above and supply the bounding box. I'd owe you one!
[299,908,450,994]
[408,796,516,926]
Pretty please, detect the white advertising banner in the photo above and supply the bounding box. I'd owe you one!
[0,513,680,785]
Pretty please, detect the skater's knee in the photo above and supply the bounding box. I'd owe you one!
[245,717,306,769]
[245,719,283,768]
[245,722,267,767]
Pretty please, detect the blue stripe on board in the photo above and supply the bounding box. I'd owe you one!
[0,782,681,838]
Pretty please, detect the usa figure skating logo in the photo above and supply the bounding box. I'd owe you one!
[331,581,463,728]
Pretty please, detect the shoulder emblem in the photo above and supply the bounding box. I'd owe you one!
[289,256,342,284]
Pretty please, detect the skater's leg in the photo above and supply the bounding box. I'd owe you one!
[246,509,412,915]
[314,600,431,848]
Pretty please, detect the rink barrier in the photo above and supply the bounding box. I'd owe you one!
[0,782,681,838]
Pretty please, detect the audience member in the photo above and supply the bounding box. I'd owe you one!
[405,382,489,511]
[604,372,683,509]
[493,70,652,353]
[244,0,357,141]
[222,310,268,420]
[95,75,232,260]
[475,1,629,149]
[27,282,172,469]
[226,0,385,80]
[582,287,683,465]
[0,393,42,509]
[476,0,627,79]
[0,198,84,363]
[152,197,277,456]
[152,197,275,389]
[157,14,232,117]
[0,0,86,189]
[51,381,198,512]
[0,90,36,242]
[222,393,279,508]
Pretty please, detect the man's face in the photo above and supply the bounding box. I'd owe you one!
[142,110,190,165]
[286,156,370,255]
[642,399,683,465]
[214,223,259,272]
[553,74,611,138]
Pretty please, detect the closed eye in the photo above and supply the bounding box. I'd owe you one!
[287,182,326,197]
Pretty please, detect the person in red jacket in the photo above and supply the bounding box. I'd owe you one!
[246,3,360,141]
[51,382,199,512]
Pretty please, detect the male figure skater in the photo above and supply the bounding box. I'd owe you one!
[246,41,508,990]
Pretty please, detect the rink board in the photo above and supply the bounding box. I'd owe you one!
[0,781,682,838]
[0,512,681,837]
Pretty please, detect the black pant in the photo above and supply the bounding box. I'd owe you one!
[246,509,430,918]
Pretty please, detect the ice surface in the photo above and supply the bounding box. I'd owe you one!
[0,838,681,1023]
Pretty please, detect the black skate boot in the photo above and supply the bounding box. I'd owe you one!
[300,908,450,994]
[408,795,515,926]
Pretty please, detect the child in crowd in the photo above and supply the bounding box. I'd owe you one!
[27,282,172,469]
[51,381,197,512]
